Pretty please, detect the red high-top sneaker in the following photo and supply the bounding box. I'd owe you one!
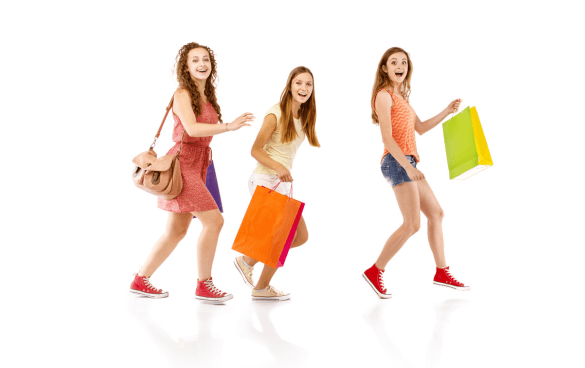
[129,274,169,298]
[433,267,470,291]
[362,264,392,299]
[195,277,233,303]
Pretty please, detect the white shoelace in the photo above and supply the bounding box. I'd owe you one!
[378,271,386,291]
[205,279,223,295]
[444,269,461,285]
[267,286,283,296]
[143,277,159,292]
[241,259,254,279]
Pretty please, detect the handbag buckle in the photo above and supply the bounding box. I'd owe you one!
[149,137,158,149]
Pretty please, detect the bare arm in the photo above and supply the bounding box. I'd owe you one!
[375,92,416,171]
[251,114,293,182]
[173,89,253,137]
[415,98,462,135]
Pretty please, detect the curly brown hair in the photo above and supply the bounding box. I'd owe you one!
[370,47,413,124]
[174,42,223,122]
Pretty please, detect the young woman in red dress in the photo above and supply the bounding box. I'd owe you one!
[130,42,254,303]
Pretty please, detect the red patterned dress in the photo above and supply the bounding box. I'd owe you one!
[157,102,219,213]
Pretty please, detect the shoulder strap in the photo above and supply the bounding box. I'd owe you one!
[150,96,175,149]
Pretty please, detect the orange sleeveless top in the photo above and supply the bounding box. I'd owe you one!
[374,89,419,163]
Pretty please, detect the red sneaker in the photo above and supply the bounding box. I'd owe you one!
[433,267,470,291]
[129,274,169,298]
[195,277,233,303]
[362,264,392,299]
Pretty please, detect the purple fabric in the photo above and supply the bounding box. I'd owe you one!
[193,160,223,218]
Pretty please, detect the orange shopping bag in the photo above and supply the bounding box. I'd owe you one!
[232,182,305,268]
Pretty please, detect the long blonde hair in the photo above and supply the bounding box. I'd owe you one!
[370,47,413,124]
[278,66,320,147]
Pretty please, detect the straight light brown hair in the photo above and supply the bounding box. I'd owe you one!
[279,66,320,147]
[370,47,413,124]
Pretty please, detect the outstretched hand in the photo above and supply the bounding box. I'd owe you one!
[227,112,255,131]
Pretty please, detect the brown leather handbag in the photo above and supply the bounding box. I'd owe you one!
[132,96,185,200]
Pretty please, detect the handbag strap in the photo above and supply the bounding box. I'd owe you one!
[149,95,186,157]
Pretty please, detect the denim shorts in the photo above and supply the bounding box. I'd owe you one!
[381,153,417,187]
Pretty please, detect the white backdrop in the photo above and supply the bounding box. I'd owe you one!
[2,1,584,367]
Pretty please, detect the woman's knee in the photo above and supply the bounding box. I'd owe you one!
[428,208,445,223]
[403,219,421,235]
[291,230,308,248]
[297,231,309,246]
[167,225,189,242]
[202,213,224,232]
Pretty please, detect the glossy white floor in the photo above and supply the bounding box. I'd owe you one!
[7,210,583,368]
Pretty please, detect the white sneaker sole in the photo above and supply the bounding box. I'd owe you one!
[233,258,255,289]
[129,289,169,298]
[252,294,291,301]
[195,294,234,304]
[433,281,471,291]
[362,273,392,299]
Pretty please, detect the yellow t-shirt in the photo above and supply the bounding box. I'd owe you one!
[254,104,306,175]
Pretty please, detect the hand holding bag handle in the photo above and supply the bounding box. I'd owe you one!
[131,95,186,199]
[268,181,293,200]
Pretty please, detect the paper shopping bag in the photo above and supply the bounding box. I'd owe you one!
[442,106,493,180]
[232,184,305,268]
[205,160,223,212]
[194,160,223,219]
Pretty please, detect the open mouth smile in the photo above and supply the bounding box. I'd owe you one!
[395,72,404,77]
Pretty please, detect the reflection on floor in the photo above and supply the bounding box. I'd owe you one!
[236,302,308,367]
[364,299,469,368]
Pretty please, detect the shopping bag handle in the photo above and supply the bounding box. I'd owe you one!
[268,181,294,200]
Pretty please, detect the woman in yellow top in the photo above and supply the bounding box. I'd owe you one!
[233,66,320,300]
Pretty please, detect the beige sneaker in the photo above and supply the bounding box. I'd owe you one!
[252,285,291,301]
[234,256,255,289]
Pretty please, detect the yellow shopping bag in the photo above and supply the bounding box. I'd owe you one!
[442,106,493,180]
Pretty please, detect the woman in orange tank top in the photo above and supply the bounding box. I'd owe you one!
[362,47,470,298]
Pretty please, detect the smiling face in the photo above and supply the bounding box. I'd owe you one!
[291,72,313,105]
[382,52,409,87]
[185,47,212,82]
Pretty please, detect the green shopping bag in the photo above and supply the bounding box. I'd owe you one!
[442,106,493,180]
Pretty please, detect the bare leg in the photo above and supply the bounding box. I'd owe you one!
[140,212,193,277]
[248,216,308,290]
[254,266,278,290]
[375,182,421,270]
[290,216,309,249]
[417,179,447,268]
[191,209,224,280]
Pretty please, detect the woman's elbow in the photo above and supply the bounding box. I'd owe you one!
[185,127,198,137]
